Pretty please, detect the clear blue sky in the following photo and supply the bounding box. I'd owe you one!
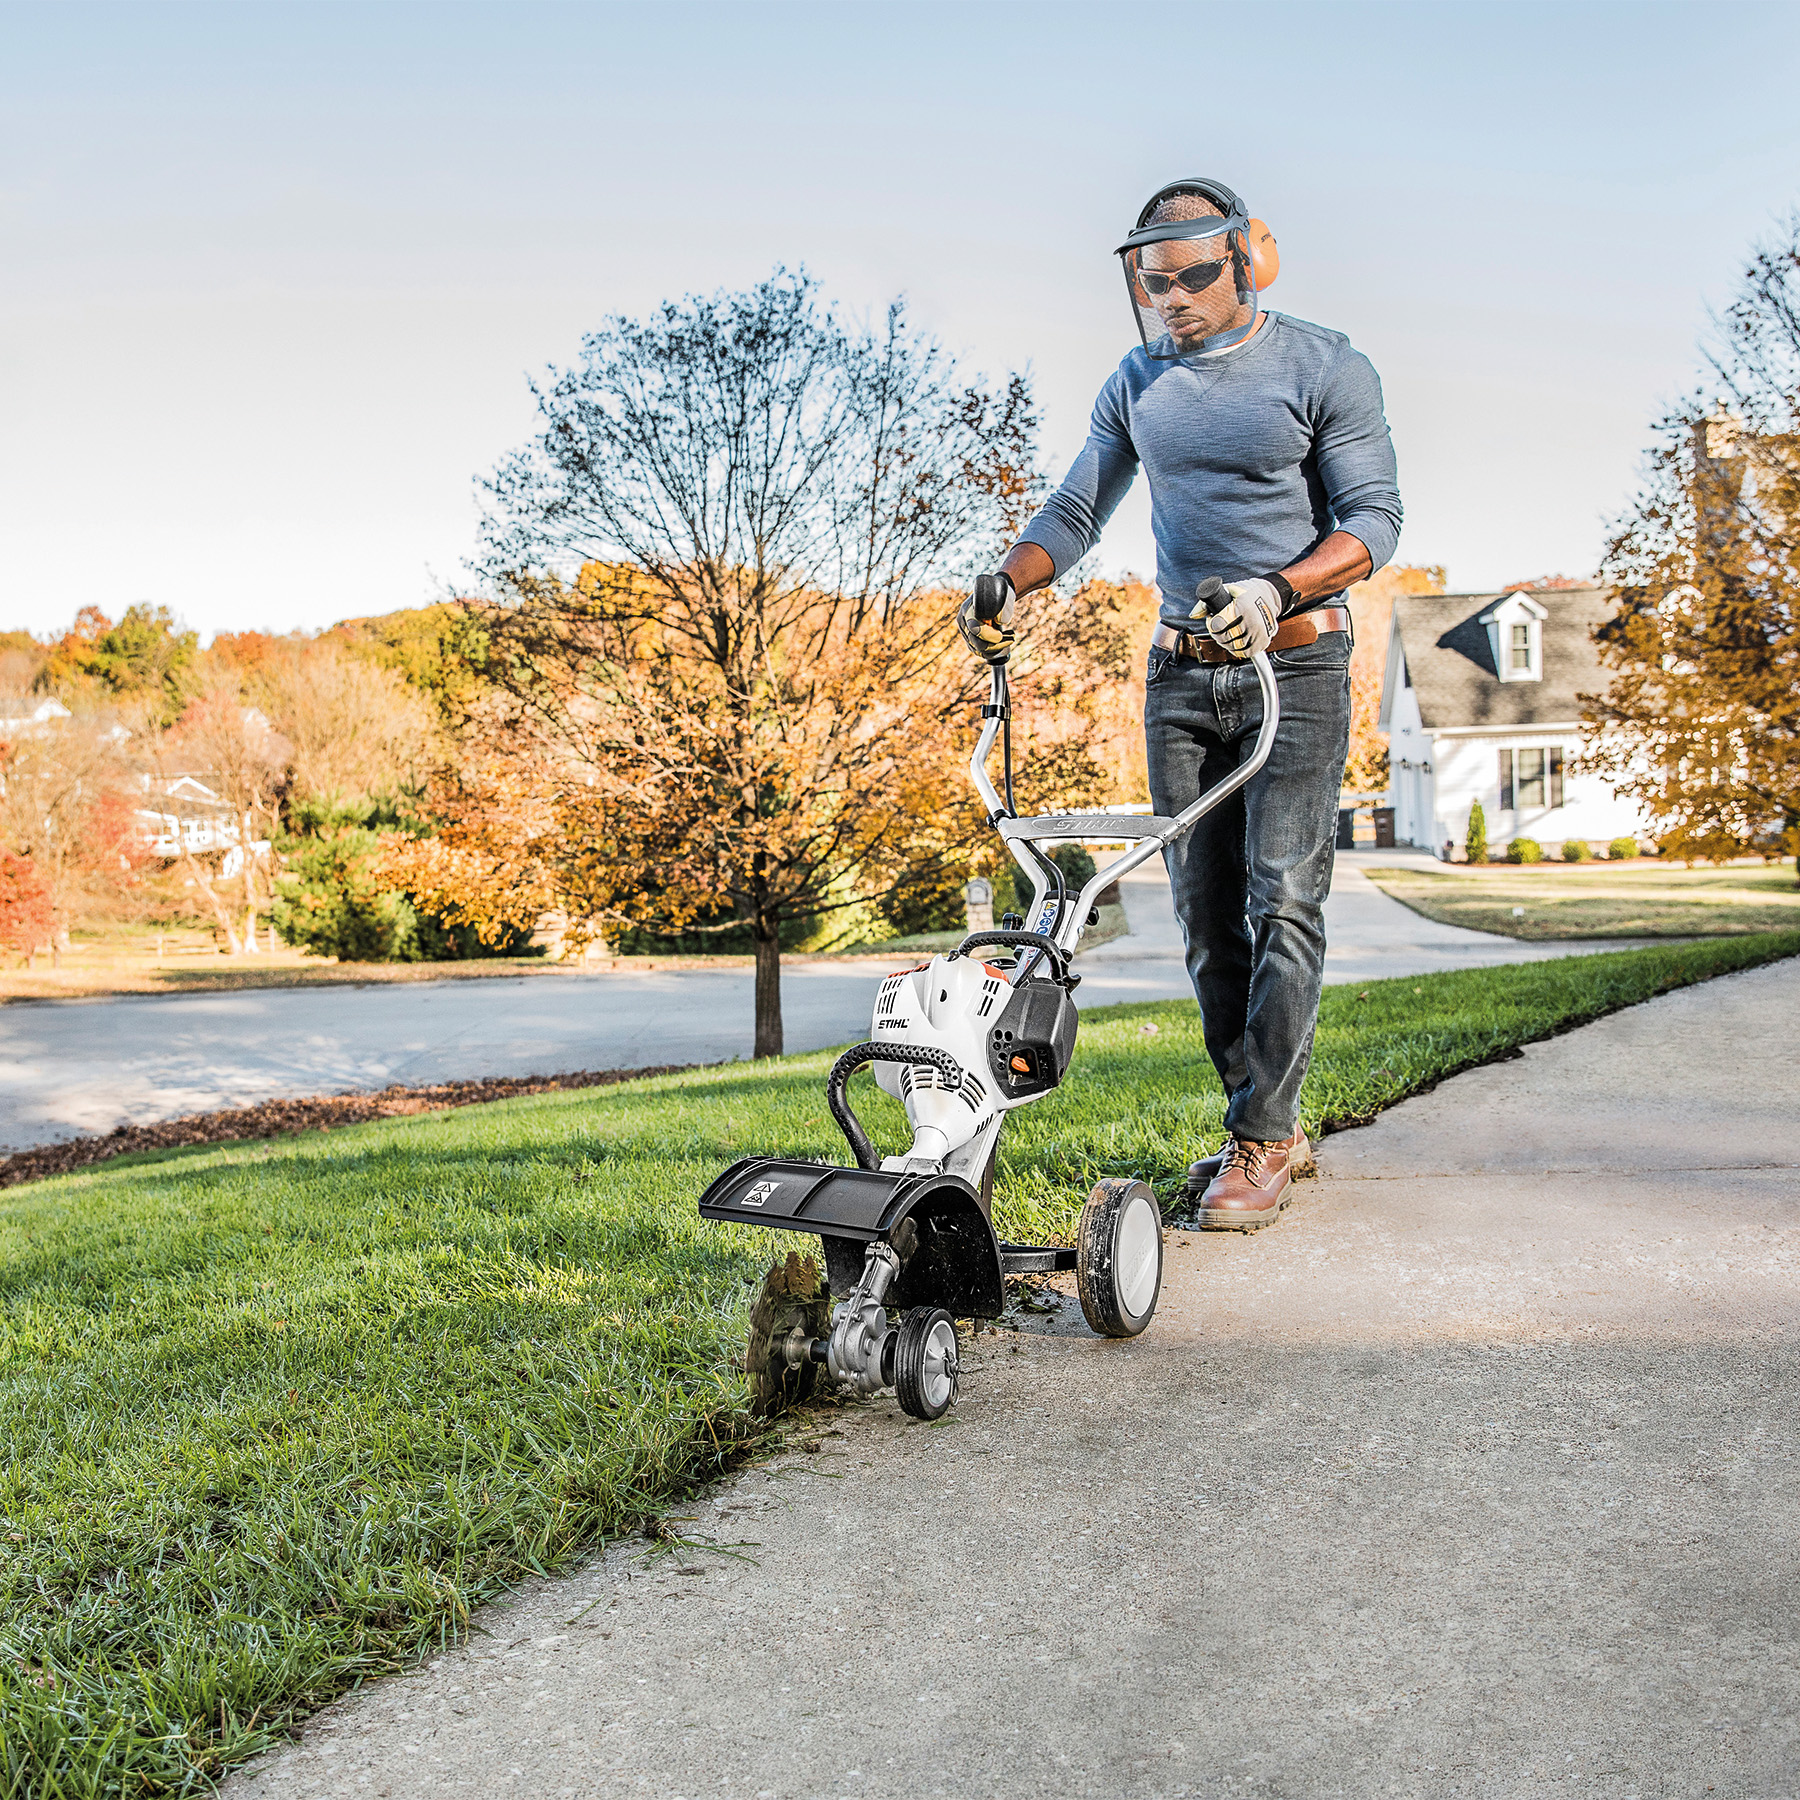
[3,0,1797,639]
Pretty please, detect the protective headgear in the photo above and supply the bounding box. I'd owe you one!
[1116,177,1279,359]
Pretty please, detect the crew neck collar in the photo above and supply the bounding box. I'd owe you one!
[1187,310,1272,364]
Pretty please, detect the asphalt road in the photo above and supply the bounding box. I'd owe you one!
[224,953,1800,1800]
[2,859,1658,1152]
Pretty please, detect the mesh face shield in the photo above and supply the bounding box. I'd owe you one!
[1117,180,1259,359]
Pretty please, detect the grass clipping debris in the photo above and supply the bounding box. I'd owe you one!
[0,931,1794,1794]
[0,1067,693,1190]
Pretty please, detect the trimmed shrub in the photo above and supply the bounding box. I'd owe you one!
[272,827,421,961]
[1608,837,1639,861]
[871,858,968,938]
[1507,838,1543,864]
[1561,838,1590,862]
[1465,800,1487,865]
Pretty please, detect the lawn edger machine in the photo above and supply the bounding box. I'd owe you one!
[699,584,1280,1420]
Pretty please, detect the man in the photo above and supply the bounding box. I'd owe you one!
[958,176,1401,1229]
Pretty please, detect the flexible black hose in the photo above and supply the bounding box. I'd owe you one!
[826,1041,966,1172]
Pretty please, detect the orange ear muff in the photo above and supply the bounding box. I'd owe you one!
[1248,219,1279,290]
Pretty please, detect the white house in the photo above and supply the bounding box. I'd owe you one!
[137,774,244,859]
[1378,587,1653,857]
[0,697,73,734]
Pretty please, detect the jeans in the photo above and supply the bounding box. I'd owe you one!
[1143,630,1352,1143]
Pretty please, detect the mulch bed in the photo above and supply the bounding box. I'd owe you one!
[0,1065,695,1191]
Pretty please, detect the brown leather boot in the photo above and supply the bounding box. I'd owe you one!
[1186,1128,1314,1201]
[1196,1129,1311,1230]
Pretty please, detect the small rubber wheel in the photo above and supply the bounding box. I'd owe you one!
[743,1252,830,1417]
[1076,1178,1163,1338]
[893,1307,959,1421]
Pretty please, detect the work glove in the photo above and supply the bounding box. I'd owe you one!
[957,572,1017,664]
[1193,574,1286,659]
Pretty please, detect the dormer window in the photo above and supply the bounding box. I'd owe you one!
[1481,591,1546,683]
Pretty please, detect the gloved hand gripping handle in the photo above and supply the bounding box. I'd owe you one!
[972,573,1012,621]
[1190,576,1228,619]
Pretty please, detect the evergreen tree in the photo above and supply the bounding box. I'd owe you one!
[1465,799,1487,865]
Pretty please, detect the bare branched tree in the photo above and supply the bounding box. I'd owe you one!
[247,639,438,811]
[158,676,290,950]
[475,271,1045,1055]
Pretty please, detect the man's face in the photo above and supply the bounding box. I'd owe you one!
[1137,236,1245,352]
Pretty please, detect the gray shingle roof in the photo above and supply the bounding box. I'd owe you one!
[1393,587,1614,730]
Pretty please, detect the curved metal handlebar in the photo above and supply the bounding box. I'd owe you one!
[969,646,1283,961]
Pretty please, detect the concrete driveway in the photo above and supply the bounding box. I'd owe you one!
[2,859,1658,1153]
[223,953,1800,1799]
[1076,856,1658,1004]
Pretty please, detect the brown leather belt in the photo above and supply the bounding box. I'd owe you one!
[1152,604,1352,664]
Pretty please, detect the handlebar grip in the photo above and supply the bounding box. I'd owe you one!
[973,573,1011,622]
[1190,576,1227,618]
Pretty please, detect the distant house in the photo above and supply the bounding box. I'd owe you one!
[1378,587,1652,856]
[137,773,243,859]
[0,697,73,734]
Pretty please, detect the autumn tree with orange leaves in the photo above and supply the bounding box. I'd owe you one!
[466,273,1057,1056]
[1588,215,1800,872]
[0,714,149,961]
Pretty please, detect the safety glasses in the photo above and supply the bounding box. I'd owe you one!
[1133,258,1227,298]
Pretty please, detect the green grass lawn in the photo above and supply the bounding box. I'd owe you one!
[1364,859,1800,940]
[4,932,1797,1796]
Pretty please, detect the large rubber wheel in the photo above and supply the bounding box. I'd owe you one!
[893,1307,959,1421]
[743,1252,830,1417]
[1076,1178,1163,1338]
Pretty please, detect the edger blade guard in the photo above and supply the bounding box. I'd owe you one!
[699,1156,1007,1318]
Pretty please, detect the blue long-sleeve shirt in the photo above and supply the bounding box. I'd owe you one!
[1018,313,1402,622]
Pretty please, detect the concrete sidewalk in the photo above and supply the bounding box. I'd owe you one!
[228,955,1800,1800]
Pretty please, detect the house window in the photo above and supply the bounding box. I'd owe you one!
[1517,747,1546,806]
[1498,746,1564,810]
[1510,623,1532,672]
